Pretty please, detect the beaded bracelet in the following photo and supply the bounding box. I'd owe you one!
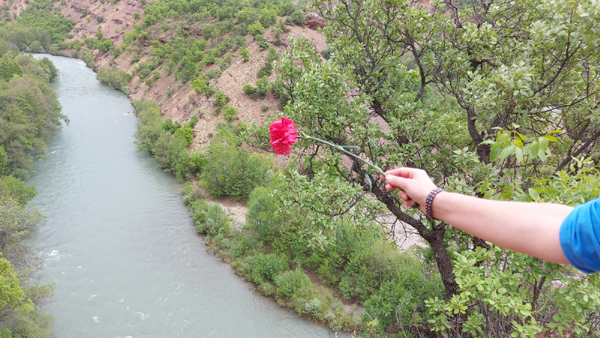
[425,188,444,220]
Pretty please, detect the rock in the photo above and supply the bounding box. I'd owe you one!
[305,12,326,30]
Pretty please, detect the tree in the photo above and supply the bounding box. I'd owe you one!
[248,22,265,37]
[275,0,600,335]
[239,47,250,62]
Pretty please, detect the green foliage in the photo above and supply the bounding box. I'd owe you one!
[0,25,51,54]
[0,255,33,322]
[320,47,333,60]
[80,49,95,68]
[363,262,443,334]
[38,57,57,81]
[96,67,131,94]
[288,10,304,27]
[190,199,230,236]
[0,176,36,206]
[0,57,22,81]
[189,116,199,129]
[272,0,600,334]
[242,84,255,96]
[254,34,269,50]
[201,141,272,200]
[16,0,74,45]
[247,22,265,37]
[259,8,277,27]
[266,46,280,63]
[275,267,312,299]
[247,253,288,283]
[222,105,239,121]
[0,197,53,336]
[255,76,270,98]
[162,119,182,134]
[213,90,230,108]
[134,99,202,181]
[238,47,250,62]
[174,124,193,147]
[0,55,66,179]
[205,69,221,80]
[257,63,272,79]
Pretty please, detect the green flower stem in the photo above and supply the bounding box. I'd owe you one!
[300,133,386,177]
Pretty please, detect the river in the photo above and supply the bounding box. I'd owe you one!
[28,55,334,338]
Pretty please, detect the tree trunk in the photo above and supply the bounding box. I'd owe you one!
[370,182,459,298]
[425,227,460,298]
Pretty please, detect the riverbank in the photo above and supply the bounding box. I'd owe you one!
[29,54,334,337]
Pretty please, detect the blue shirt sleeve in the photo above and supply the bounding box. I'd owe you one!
[560,198,600,274]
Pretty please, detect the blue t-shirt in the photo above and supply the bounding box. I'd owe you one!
[560,198,600,274]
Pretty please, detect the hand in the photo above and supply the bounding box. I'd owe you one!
[381,168,437,212]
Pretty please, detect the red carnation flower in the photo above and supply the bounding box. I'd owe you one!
[269,117,298,155]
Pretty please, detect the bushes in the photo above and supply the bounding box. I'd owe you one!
[213,90,230,109]
[363,265,444,333]
[247,253,288,283]
[200,142,272,200]
[190,199,230,236]
[222,105,239,121]
[133,99,203,181]
[275,268,313,299]
[255,34,269,50]
[0,59,66,179]
[288,10,305,26]
[257,63,272,78]
[243,77,271,100]
[96,67,131,94]
[239,47,250,62]
[80,49,95,68]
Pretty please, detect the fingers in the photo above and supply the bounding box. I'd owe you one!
[383,174,410,191]
[385,167,421,178]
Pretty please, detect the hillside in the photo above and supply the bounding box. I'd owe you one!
[58,0,328,151]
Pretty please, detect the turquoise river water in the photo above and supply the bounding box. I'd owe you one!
[28,55,334,338]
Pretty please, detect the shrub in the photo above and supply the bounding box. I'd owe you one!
[96,67,131,94]
[189,116,199,129]
[239,47,250,62]
[242,84,255,96]
[190,199,230,236]
[266,46,280,63]
[213,91,230,108]
[69,39,82,51]
[222,105,238,121]
[96,39,113,53]
[201,142,272,199]
[321,47,333,60]
[174,124,193,147]
[247,253,288,283]
[304,298,322,317]
[275,268,312,299]
[255,34,269,50]
[205,69,221,80]
[80,49,95,68]
[289,10,305,27]
[248,22,264,37]
[255,76,270,98]
[134,99,201,181]
[257,63,272,79]
[162,119,181,134]
[363,265,443,332]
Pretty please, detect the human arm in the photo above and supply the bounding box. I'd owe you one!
[382,168,573,264]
